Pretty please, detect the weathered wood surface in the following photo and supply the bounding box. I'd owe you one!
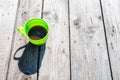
[38,0,70,80]
[69,0,112,80]
[101,0,120,80]
[7,0,42,80]
[0,0,19,80]
[1,0,120,80]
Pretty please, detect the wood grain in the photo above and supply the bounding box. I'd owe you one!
[0,0,19,80]
[69,0,112,80]
[38,0,70,80]
[7,0,42,80]
[101,0,120,79]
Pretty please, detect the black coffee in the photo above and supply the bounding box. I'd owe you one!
[28,26,47,40]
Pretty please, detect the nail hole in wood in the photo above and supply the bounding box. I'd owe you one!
[112,26,115,33]
[111,33,113,36]
[23,12,27,14]
[95,58,96,61]
[63,49,65,54]
[111,42,113,49]
[74,41,76,43]
[19,38,21,41]
[97,43,100,46]
[98,16,102,20]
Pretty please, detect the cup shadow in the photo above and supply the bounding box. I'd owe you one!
[14,42,46,75]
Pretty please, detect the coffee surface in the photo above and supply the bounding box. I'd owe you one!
[28,26,47,40]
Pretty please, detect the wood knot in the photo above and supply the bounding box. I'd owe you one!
[23,12,27,14]
[87,26,96,34]
[74,18,81,29]
[112,26,115,33]
[22,11,27,17]
[53,13,58,20]
[74,19,80,25]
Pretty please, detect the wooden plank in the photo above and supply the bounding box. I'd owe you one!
[7,0,42,80]
[0,0,19,80]
[101,0,120,79]
[69,0,112,80]
[38,0,70,80]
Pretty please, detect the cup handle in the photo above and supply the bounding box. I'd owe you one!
[17,27,29,39]
[17,26,25,35]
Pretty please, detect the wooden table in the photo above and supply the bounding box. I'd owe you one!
[0,0,120,80]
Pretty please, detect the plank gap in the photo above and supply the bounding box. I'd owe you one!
[99,0,113,80]
[68,0,72,80]
[41,0,44,19]
[7,0,43,79]
[5,0,21,80]
[37,47,41,80]
[37,0,45,80]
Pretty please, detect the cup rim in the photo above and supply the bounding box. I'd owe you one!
[24,18,49,44]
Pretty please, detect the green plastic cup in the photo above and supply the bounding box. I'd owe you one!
[17,18,49,46]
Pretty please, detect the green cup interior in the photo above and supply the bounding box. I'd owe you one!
[25,18,48,35]
[24,18,49,45]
